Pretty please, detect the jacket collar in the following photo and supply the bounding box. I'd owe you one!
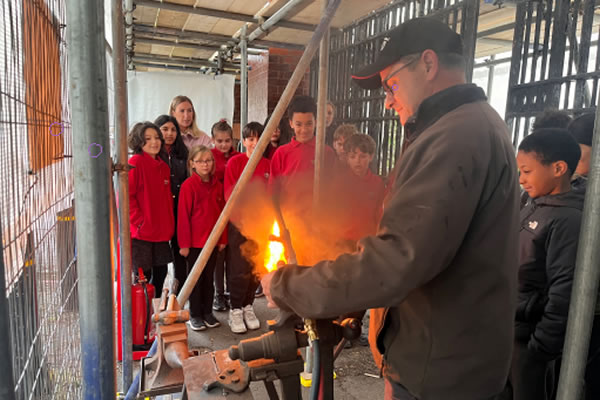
[191,172,216,186]
[404,84,487,147]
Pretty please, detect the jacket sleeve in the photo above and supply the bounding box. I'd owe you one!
[217,182,228,245]
[270,130,490,318]
[128,163,143,229]
[528,213,581,360]
[177,182,192,249]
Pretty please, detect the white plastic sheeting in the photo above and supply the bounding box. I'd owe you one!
[127,71,235,134]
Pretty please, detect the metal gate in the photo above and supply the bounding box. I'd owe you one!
[311,0,480,176]
[505,0,600,146]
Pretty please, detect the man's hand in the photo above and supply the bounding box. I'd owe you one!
[261,272,278,308]
[179,247,190,257]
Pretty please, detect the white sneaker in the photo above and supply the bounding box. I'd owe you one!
[229,308,247,334]
[243,304,260,330]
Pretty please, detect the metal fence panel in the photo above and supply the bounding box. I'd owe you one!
[0,0,80,398]
[311,0,480,176]
[506,0,600,146]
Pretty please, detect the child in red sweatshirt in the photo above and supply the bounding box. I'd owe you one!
[178,146,226,331]
[338,133,385,245]
[210,119,239,312]
[128,122,175,297]
[224,122,271,334]
[269,95,336,263]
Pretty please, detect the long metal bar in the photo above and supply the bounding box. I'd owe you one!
[556,97,600,400]
[0,213,15,400]
[176,0,342,307]
[133,23,305,50]
[462,0,480,83]
[125,0,133,68]
[66,0,116,398]
[132,62,239,75]
[112,0,133,391]
[135,37,222,52]
[240,24,248,131]
[486,55,495,99]
[131,54,240,69]
[247,0,307,43]
[134,0,316,32]
[314,0,330,211]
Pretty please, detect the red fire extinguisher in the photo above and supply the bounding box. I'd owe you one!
[132,268,155,350]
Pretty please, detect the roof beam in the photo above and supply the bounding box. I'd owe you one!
[134,0,316,32]
[133,24,305,50]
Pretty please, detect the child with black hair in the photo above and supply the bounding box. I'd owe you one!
[510,128,583,400]
[178,146,227,331]
[224,122,271,334]
[262,113,291,160]
[154,115,189,293]
[209,119,239,312]
[128,122,175,296]
[568,112,594,180]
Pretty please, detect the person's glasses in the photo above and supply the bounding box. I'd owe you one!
[381,56,420,96]
[194,159,213,165]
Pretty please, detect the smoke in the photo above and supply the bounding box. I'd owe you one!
[229,168,380,275]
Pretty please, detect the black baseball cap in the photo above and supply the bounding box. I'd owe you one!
[351,17,464,90]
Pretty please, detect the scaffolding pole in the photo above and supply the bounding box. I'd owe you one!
[0,216,15,400]
[313,0,330,211]
[240,24,248,131]
[556,106,600,400]
[66,0,116,398]
[112,0,133,391]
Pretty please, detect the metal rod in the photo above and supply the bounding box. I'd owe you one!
[556,106,600,400]
[486,55,495,99]
[247,0,307,43]
[176,0,342,307]
[66,0,116,398]
[131,54,240,69]
[240,24,248,131]
[0,210,15,400]
[314,0,330,212]
[134,0,316,31]
[133,23,305,51]
[125,0,133,69]
[135,37,222,52]
[132,62,239,75]
[112,0,133,391]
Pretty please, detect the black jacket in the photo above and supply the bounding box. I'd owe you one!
[516,189,584,360]
[160,150,188,211]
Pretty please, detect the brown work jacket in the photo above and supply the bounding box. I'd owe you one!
[270,84,520,399]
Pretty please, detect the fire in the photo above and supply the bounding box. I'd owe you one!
[265,221,286,272]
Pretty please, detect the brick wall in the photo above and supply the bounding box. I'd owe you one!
[233,47,311,135]
[267,47,310,116]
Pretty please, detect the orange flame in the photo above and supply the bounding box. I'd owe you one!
[265,221,286,272]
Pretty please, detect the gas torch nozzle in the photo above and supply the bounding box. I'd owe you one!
[304,318,319,342]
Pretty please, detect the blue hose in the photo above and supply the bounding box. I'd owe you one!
[124,340,158,400]
[309,339,321,400]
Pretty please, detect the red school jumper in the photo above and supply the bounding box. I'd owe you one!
[212,148,240,184]
[268,136,335,213]
[338,168,385,241]
[177,173,227,249]
[224,153,271,201]
[129,152,174,242]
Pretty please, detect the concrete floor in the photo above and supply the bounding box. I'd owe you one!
[122,296,384,400]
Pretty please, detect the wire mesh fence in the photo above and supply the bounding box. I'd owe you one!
[0,0,80,398]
